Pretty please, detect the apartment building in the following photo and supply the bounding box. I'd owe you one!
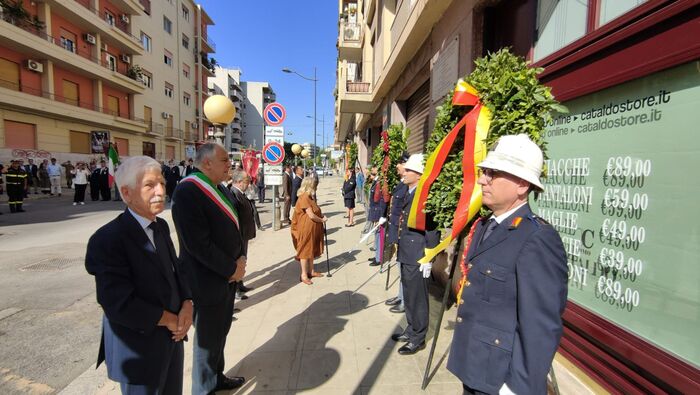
[209,66,243,153]
[240,80,275,150]
[0,0,214,165]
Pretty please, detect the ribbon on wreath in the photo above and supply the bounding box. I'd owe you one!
[407,79,492,264]
[374,130,391,203]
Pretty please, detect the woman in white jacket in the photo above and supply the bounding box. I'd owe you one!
[71,162,91,205]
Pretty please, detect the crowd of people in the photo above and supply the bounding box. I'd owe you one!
[83,134,567,394]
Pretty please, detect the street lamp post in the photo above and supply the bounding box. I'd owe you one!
[203,95,236,147]
[306,114,327,176]
[282,67,317,173]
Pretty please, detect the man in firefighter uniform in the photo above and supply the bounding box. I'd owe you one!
[391,154,440,355]
[6,160,28,213]
[384,151,410,313]
[447,134,568,395]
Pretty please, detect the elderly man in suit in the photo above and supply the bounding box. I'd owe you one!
[281,165,293,225]
[228,168,257,300]
[172,143,247,394]
[447,134,568,395]
[391,154,440,355]
[85,156,193,394]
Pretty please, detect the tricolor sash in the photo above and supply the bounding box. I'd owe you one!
[181,172,239,229]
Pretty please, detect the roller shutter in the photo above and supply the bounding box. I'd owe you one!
[405,81,430,154]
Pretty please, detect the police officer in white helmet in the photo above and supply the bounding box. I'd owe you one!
[446,134,568,395]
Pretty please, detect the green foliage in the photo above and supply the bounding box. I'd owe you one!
[348,142,358,169]
[424,48,566,230]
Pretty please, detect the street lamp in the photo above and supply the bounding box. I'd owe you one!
[282,67,317,171]
[291,143,302,166]
[306,114,327,176]
[203,95,236,146]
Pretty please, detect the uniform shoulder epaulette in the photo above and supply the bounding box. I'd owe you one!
[528,214,550,227]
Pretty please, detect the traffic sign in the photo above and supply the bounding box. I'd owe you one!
[263,103,286,126]
[262,141,285,166]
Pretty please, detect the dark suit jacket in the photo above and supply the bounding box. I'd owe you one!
[446,204,568,395]
[229,186,256,242]
[85,210,191,385]
[291,175,302,206]
[397,188,440,266]
[387,182,408,244]
[367,181,387,222]
[281,172,292,198]
[342,176,356,199]
[171,180,244,306]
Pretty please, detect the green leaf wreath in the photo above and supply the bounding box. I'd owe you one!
[424,48,567,230]
[367,124,409,200]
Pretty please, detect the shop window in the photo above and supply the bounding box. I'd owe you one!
[69,131,91,154]
[534,0,588,61]
[0,57,20,90]
[599,0,647,26]
[4,120,36,149]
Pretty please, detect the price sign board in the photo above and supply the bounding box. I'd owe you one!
[532,61,700,367]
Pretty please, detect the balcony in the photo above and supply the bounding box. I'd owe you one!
[184,129,196,142]
[230,122,241,130]
[229,89,243,102]
[146,122,164,136]
[164,127,183,140]
[0,77,146,133]
[338,22,362,60]
[0,15,144,93]
[199,33,215,53]
[198,55,216,76]
[63,0,144,54]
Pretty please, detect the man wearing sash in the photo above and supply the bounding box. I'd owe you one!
[172,143,247,394]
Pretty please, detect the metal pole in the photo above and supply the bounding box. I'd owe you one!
[313,66,317,173]
[324,223,331,277]
[421,232,466,390]
[273,185,280,231]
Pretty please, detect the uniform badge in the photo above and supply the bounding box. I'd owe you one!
[509,217,522,229]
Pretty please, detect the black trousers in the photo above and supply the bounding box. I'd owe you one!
[90,183,100,201]
[119,340,183,395]
[191,288,235,394]
[7,184,24,211]
[100,184,111,201]
[74,184,87,203]
[400,262,429,345]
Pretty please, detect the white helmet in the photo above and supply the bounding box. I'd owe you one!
[477,134,544,190]
[403,153,424,174]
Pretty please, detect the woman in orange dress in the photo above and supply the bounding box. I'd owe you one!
[291,177,328,284]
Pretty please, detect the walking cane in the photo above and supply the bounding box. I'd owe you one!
[421,232,465,390]
[324,223,332,277]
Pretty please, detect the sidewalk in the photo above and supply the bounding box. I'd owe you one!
[59,176,595,395]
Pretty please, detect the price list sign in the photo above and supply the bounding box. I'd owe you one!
[532,62,700,367]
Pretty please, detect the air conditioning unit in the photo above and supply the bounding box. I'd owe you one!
[120,54,131,63]
[84,34,96,45]
[120,14,130,24]
[191,122,198,129]
[26,59,43,73]
[161,112,170,119]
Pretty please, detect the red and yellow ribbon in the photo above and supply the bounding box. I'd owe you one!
[407,79,491,264]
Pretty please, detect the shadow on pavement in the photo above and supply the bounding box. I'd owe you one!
[236,256,298,311]
[226,291,370,393]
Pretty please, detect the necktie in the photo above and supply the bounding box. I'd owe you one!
[479,218,498,246]
[148,222,181,312]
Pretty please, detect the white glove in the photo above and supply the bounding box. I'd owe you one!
[420,262,432,278]
[378,217,387,225]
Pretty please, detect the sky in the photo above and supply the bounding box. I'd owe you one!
[198,0,339,149]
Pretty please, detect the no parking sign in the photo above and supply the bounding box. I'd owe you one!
[263,103,286,126]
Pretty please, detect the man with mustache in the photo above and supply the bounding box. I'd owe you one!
[172,143,247,394]
[85,156,193,394]
[447,134,568,395]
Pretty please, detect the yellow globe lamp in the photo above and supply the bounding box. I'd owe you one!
[301,149,310,158]
[291,144,303,155]
[203,95,236,125]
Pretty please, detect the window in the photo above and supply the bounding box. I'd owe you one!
[182,34,189,49]
[105,53,117,71]
[599,0,647,26]
[140,32,152,52]
[183,63,190,79]
[0,57,20,90]
[141,69,153,88]
[69,131,91,154]
[182,5,190,21]
[115,137,129,156]
[183,92,191,106]
[60,28,77,53]
[164,82,173,98]
[105,11,115,26]
[107,95,119,115]
[533,0,588,61]
[5,120,36,149]
[163,16,172,34]
[164,50,173,66]
[62,79,79,106]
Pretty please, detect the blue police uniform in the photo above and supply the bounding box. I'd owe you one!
[367,181,387,223]
[387,182,408,245]
[446,204,567,395]
[396,188,440,346]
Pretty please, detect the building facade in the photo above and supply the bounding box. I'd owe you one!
[241,80,275,151]
[0,0,214,165]
[209,66,243,153]
[334,0,700,393]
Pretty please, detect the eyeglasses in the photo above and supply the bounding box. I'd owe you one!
[477,168,503,183]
